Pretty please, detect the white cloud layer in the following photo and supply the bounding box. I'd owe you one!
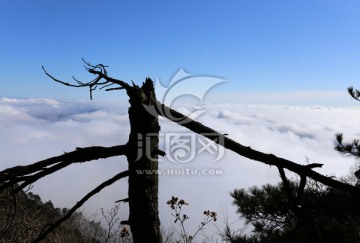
[1,97,359,236]
[205,90,355,107]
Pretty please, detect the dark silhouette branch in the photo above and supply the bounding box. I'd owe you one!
[297,175,307,204]
[32,170,129,243]
[115,197,129,203]
[278,167,294,202]
[42,59,132,99]
[159,103,360,197]
[105,87,124,91]
[0,145,127,193]
[277,166,303,217]
[304,163,323,169]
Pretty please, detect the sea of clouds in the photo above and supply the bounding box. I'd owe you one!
[1,97,360,236]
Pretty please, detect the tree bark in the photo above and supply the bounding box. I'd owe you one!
[125,78,162,242]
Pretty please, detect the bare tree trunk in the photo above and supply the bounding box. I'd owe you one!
[40,64,163,242]
[125,78,162,242]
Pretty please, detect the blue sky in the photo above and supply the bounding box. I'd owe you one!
[1,0,360,104]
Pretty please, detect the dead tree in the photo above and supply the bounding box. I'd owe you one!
[1,60,163,242]
[42,60,163,243]
[2,60,360,242]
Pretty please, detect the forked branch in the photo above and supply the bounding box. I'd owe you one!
[42,59,132,99]
[0,145,127,193]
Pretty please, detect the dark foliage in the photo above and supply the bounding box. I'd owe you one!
[348,86,360,101]
[335,85,360,181]
[225,179,360,243]
[0,186,103,242]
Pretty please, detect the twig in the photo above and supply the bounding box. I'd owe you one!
[32,170,129,242]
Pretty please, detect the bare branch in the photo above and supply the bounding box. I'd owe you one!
[305,163,323,169]
[105,87,125,92]
[0,145,127,193]
[159,103,360,197]
[100,83,117,90]
[32,170,129,243]
[297,175,307,203]
[42,66,87,88]
[277,166,300,214]
[42,61,132,99]
[82,58,108,72]
[115,198,129,203]
[278,167,292,199]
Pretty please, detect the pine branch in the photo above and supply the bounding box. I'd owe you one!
[348,86,360,101]
[335,133,360,158]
